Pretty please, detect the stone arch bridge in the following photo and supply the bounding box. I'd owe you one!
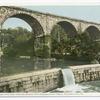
[0,6,100,58]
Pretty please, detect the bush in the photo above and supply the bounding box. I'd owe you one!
[35,45,50,58]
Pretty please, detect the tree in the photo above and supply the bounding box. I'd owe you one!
[51,24,68,58]
[1,28,34,58]
[51,28,100,63]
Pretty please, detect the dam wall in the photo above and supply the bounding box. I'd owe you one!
[0,68,63,93]
[0,64,100,93]
[70,64,100,83]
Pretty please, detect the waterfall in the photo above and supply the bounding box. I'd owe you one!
[59,68,83,93]
[50,68,88,93]
[62,68,75,86]
[51,68,91,93]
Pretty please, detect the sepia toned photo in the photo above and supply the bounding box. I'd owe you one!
[0,5,100,95]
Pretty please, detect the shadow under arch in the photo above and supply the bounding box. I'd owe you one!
[84,26,100,40]
[51,21,78,39]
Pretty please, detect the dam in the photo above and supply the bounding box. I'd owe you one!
[0,64,100,93]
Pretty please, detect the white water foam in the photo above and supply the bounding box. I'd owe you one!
[55,68,90,93]
[55,69,83,93]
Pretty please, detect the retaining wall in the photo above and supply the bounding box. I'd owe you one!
[0,68,63,93]
[70,64,100,83]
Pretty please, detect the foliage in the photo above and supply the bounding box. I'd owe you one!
[51,24,68,57]
[1,27,34,58]
[35,45,49,58]
[51,25,100,62]
[1,26,100,62]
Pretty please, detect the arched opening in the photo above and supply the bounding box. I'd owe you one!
[84,26,100,40]
[3,18,32,31]
[51,21,78,68]
[2,18,34,57]
[10,14,44,36]
[57,21,77,37]
[0,13,44,76]
[51,21,77,56]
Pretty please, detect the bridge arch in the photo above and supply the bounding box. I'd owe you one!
[84,25,100,40]
[51,21,78,38]
[1,11,46,59]
[1,13,44,36]
[51,21,78,57]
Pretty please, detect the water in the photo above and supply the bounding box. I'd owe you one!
[62,69,75,86]
[57,68,83,93]
[1,58,89,76]
[51,68,100,94]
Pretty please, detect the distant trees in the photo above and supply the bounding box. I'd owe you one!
[78,33,100,62]
[51,25,68,58]
[51,25,100,63]
[1,27,34,58]
[1,26,100,63]
[66,32,100,62]
[1,27,49,59]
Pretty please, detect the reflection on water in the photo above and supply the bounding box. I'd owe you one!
[51,59,89,68]
[1,58,89,76]
[1,57,52,76]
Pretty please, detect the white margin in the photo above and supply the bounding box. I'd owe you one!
[0,0,100,6]
[0,0,100,99]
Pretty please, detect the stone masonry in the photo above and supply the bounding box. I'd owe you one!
[0,68,63,93]
[0,6,100,34]
[70,64,100,83]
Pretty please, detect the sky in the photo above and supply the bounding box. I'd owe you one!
[3,6,100,31]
